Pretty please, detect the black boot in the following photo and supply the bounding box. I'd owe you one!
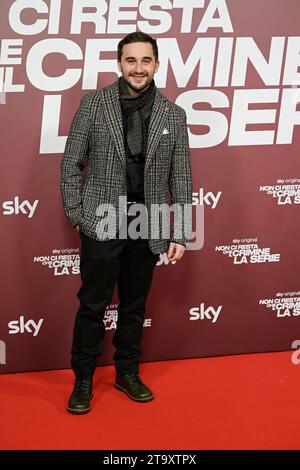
[67,377,93,414]
[115,373,154,402]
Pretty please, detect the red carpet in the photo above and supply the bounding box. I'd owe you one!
[0,351,298,450]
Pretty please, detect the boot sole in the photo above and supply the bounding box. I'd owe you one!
[114,384,154,402]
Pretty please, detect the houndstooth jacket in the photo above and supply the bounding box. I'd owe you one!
[60,76,193,254]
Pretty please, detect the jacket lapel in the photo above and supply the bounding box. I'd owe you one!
[101,78,169,174]
[101,79,126,168]
[145,88,169,173]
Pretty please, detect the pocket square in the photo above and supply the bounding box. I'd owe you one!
[162,128,169,135]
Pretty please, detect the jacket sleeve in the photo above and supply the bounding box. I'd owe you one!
[60,92,93,228]
[168,108,193,248]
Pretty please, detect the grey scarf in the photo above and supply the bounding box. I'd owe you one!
[118,75,156,161]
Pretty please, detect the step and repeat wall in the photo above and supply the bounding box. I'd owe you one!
[1,0,300,373]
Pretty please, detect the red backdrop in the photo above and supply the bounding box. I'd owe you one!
[1,0,300,373]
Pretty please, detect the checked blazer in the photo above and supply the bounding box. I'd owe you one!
[60,76,193,255]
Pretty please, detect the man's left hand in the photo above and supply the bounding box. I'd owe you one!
[167,242,186,262]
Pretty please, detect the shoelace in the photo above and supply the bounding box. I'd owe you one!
[73,379,92,396]
[124,373,143,385]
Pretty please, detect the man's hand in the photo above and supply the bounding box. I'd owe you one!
[75,225,79,231]
[167,242,185,262]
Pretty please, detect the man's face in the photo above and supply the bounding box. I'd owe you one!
[117,42,160,96]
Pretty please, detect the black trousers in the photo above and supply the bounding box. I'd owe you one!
[71,213,160,378]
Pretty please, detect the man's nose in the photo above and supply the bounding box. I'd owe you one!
[134,62,144,73]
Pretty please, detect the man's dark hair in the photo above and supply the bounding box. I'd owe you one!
[117,32,158,62]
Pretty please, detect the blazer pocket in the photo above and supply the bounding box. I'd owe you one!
[159,133,171,145]
[157,134,174,156]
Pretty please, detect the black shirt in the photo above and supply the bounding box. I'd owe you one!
[122,113,152,203]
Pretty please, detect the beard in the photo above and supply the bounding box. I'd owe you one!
[122,72,154,95]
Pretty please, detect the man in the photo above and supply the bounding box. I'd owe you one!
[60,32,192,414]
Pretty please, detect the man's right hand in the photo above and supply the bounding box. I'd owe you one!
[75,225,79,231]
